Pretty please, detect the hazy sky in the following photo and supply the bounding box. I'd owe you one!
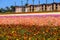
[0,0,60,8]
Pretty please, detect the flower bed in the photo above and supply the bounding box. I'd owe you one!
[0,24,60,40]
[0,14,60,40]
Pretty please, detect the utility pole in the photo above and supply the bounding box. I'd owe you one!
[21,0,24,12]
[52,0,55,11]
[14,1,16,6]
[45,0,47,11]
[53,0,54,3]
[59,0,60,3]
[32,0,34,12]
[46,0,47,4]
[21,0,23,6]
[32,0,34,5]
[26,0,28,5]
[39,0,40,4]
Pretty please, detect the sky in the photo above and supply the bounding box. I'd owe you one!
[0,0,60,8]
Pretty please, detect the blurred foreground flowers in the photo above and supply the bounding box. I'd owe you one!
[0,24,60,40]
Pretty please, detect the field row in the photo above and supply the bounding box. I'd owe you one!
[0,24,60,40]
[0,15,60,26]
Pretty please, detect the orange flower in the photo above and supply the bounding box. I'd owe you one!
[13,33,17,37]
[46,30,49,32]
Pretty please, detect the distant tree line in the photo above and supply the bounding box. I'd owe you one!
[0,6,15,13]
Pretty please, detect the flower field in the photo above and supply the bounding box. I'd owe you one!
[0,14,60,40]
[0,24,60,40]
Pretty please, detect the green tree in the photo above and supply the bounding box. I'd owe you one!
[0,8,6,13]
[6,7,11,12]
[10,6,15,12]
[0,9,2,12]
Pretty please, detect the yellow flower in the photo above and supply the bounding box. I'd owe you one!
[16,39,19,40]
[12,31,15,33]
[46,30,48,32]
[6,39,9,40]
[34,34,36,35]
[43,32,45,34]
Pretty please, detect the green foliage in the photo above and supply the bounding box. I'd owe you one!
[18,29,26,35]
[31,37,36,40]
[0,6,15,13]
[0,36,7,40]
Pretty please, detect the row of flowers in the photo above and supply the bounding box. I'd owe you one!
[0,24,60,40]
